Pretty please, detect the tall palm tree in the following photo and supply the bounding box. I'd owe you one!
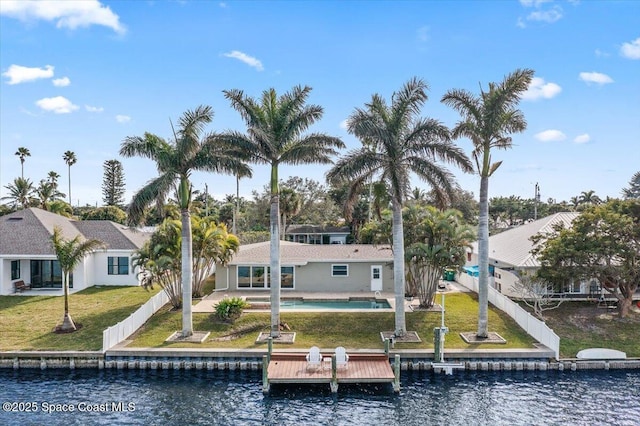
[120,105,251,337]
[328,77,473,337]
[442,68,534,338]
[47,171,61,188]
[51,226,105,332]
[63,151,77,206]
[15,147,31,178]
[2,177,35,210]
[223,85,344,337]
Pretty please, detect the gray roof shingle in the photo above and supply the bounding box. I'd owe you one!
[0,208,150,256]
[229,241,393,265]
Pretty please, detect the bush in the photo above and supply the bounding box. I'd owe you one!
[215,297,249,322]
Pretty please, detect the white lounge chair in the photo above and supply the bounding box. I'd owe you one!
[306,346,322,369]
[335,346,349,369]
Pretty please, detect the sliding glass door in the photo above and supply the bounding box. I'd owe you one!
[30,260,69,288]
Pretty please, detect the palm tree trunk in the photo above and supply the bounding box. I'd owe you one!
[270,165,281,337]
[477,174,490,338]
[181,208,194,337]
[392,197,406,336]
[60,271,76,331]
[68,165,72,206]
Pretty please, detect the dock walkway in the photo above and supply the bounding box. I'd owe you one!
[263,352,399,393]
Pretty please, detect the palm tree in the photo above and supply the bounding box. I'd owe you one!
[279,187,302,239]
[223,85,345,337]
[120,105,251,337]
[63,151,77,206]
[35,179,65,210]
[2,177,35,210]
[47,171,61,188]
[51,226,104,332]
[578,190,602,206]
[328,77,473,337]
[442,68,534,338]
[15,147,31,178]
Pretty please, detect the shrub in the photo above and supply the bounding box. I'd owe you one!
[215,297,249,322]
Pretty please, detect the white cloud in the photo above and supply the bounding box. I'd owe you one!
[116,114,131,123]
[219,2,227,8]
[579,71,614,85]
[573,134,590,144]
[223,50,264,71]
[527,6,563,23]
[52,76,70,87]
[35,96,78,114]
[535,129,566,142]
[594,48,609,58]
[620,37,640,60]
[85,105,104,113]
[339,119,349,130]
[417,26,429,43]
[0,0,126,34]
[522,77,562,100]
[519,0,552,6]
[2,64,54,84]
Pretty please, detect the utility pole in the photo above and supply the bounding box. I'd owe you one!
[204,183,209,217]
[534,182,540,220]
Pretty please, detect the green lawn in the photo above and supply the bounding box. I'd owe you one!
[0,286,160,351]
[128,292,537,350]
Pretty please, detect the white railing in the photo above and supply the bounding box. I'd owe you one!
[457,273,560,360]
[102,290,169,352]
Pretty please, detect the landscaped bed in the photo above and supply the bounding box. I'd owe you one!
[0,286,161,351]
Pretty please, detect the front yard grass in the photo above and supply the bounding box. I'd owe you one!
[128,292,537,350]
[0,286,160,351]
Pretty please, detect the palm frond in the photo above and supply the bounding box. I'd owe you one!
[127,172,176,225]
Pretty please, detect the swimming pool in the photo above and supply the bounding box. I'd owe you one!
[246,297,392,310]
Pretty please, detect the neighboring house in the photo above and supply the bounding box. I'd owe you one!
[466,212,588,298]
[0,208,151,295]
[215,241,394,293]
[284,225,351,245]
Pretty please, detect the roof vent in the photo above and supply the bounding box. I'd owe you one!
[7,217,23,221]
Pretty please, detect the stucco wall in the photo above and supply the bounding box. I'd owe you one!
[92,251,140,286]
[217,261,394,293]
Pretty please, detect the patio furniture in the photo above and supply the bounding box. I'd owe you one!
[306,346,322,369]
[14,280,30,293]
[335,346,349,369]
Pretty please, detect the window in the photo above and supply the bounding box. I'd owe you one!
[108,256,129,275]
[238,266,294,289]
[281,266,294,289]
[332,264,348,277]
[11,260,20,280]
[30,260,65,288]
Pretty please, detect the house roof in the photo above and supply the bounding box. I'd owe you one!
[472,212,580,268]
[0,208,151,256]
[229,241,393,265]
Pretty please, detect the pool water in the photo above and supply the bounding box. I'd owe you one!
[247,298,391,310]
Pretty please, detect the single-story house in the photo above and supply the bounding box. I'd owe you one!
[215,241,394,292]
[284,225,351,245]
[465,212,594,298]
[0,207,151,295]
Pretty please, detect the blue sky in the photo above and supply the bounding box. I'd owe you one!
[1,0,638,207]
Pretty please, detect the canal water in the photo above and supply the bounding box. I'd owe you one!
[1,369,638,425]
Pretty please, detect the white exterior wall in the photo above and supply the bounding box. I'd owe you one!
[92,251,140,286]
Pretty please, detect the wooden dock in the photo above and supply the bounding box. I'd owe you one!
[263,352,400,393]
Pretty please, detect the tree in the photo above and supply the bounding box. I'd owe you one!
[35,179,65,210]
[2,177,35,210]
[223,85,344,337]
[51,226,105,332]
[63,151,77,206]
[47,171,61,187]
[577,190,602,208]
[533,200,640,317]
[279,187,302,238]
[15,147,30,179]
[328,77,472,337]
[510,273,564,321]
[442,68,534,338]
[81,206,127,224]
[102,159,126,207]
[120,105,250,337]
[622,171,640,199]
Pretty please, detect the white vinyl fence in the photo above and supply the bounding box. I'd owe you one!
[102,290,169,351]
[457,273,560,360]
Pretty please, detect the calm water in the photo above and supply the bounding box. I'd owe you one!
[1,369,639,425]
